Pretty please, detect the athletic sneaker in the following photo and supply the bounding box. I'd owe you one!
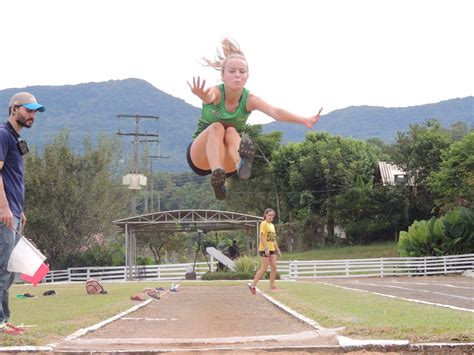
[130,294,146,301]
[237,135,255,180]
[247,283,256,295]
[146,290,160,300]
[0,325,23,336]
[6,323,26,333]
[211,168,227,200]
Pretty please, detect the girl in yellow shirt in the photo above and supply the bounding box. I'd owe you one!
[248,208,281,294]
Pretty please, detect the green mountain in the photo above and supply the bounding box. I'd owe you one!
[0,79,199,172]
[1,79,472,172]
[263,97,474,143]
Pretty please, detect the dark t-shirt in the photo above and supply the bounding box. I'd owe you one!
[0,123,25,218]
[228,244,240,259]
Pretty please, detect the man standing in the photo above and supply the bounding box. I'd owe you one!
[0,92,44,335]
[228,239,240,260]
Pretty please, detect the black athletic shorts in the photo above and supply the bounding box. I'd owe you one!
[259,250,276,257]
[186,142,237,177]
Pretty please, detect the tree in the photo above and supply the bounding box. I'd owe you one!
[392,118,452,188]
[428,132,474,210]
[137,231,187,264]
[391,118,454,220]
[272,132,381,246]
[24,131,127,269]
[449,121,470,141]
[334,177,410,243]
[226,125,284,218]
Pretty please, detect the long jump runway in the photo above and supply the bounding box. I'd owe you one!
[54,285,341,353]
[315,275,474,312]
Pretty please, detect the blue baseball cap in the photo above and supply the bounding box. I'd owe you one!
[9,92,45,112]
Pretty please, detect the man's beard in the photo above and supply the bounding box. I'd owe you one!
[16,114,33,128]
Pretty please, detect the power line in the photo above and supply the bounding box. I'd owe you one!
[116,114,160,215]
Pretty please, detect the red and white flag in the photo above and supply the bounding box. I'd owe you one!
[7,235,49,286]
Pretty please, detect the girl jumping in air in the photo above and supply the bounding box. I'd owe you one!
[187,38,323,200]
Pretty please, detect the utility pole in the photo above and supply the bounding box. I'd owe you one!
[139,138,170,213]
[116,114,160,215]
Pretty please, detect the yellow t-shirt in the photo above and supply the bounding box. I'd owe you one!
[259,220,277,251]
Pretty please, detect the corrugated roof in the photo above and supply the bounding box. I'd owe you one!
[378,161,414,186]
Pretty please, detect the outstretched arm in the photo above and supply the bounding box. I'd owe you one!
[187,76,220,105]
[247,94,323,129]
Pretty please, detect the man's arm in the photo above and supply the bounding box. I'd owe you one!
[0,161,14,229]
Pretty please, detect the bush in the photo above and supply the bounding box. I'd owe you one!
[398,207,473,256]
[234,256,259,273]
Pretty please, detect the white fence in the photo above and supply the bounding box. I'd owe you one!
[281,253,474,279]
[39,254,474,283]
[43,262,213,283]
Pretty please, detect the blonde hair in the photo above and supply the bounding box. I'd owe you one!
[263,208,275,218]
[202,38,247,73]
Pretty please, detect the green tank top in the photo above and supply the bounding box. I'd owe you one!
[192,84,251,139]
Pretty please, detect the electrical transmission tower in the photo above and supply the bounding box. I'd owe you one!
[139,138,170,213]
[116,114,160,215]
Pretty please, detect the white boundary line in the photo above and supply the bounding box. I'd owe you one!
[256,286,328,331]
[353,280,473,300]
[0,346,53,352]
[391,280,474,290]
[257,285,415,349]
[48,298,153,347]
[4,283,471,352]
[317,281,474,313]
[63,330,325,345]
[337,335,409,348]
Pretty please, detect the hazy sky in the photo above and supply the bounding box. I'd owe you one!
[1,0,472,124]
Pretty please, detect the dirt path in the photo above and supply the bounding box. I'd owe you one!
[50,276,473,353]
[54,285,341,353]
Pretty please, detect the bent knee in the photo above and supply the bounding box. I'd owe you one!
[224,126,238,135]
[207,122,226,135]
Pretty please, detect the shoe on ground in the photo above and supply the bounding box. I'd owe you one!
[146,290,160,300]
[6,323,26,333]
[237,135,255,180]
[130,293,146,301]
[247,283,256,295]
[0,325,23,336]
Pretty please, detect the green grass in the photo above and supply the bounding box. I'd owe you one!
[283,241,399,261]
[3,278,473,346]
[2,282,172,346]
[267,281,474,343]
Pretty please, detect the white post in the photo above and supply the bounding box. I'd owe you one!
[210,255,215,272]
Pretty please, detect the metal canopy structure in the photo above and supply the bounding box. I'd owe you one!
[113,209,263,280]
